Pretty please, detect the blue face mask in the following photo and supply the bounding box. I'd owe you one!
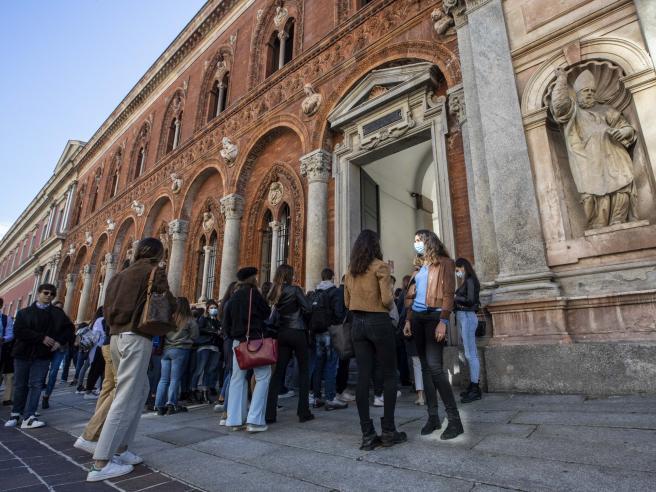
[414,241,425,255]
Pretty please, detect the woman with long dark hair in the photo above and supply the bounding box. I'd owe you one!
[454,258,481,403]
[154,297,198,415]
[345,230,406,450]
[265,264,314,424]
[403,230,463,440]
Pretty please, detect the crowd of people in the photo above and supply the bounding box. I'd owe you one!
[0,228,483,483]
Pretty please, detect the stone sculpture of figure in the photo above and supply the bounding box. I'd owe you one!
[202,211,215,232]
[551,68,638,229]
[431,7,454,36]
[106,218,116,234]
[274,6,289,30]
[301,83,322,116]
[268,181,284,206]
[68,244,76,256]
[220,137,238,165]
[131,200,145,217]
[84,231,93,246]
[171,173,183,194]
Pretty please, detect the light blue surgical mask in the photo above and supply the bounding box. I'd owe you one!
[414,241,425,255]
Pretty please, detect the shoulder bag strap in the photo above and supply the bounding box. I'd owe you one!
[245,287,253,341]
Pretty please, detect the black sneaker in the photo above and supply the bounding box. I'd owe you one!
[155,407,167,416]
[461,386,482,404]
[440,419,464,440]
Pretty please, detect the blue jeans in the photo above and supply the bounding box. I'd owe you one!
[12,357,51,418]
[312,333,339,401]
[191,348,219,390]
[148,353,163,395]
[155,348,190,408]
[74,350,90,383]
[62,346,77,382]
[457,311,480,383]
[226,340,271,426]
[44,349,67,397]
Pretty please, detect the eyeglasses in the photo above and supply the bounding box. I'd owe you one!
[40,291,55,296]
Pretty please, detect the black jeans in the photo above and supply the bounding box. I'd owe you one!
[412,311,459,421]
[351,312,398,429]
[85,348,106,392]
[336,357,350,394]
[266,329,311,420]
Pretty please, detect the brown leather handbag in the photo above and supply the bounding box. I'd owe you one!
[234,288,278,370]
[135,267,175,337]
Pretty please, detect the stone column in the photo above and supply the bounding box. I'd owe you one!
[76,265,94,323]
[300,149,331,290]
[99,253,116,305]
[635,0,656,57]
[277,31,288,69]
[31,267,43,300]
[199,245,213,303]
[219,194,244,297]
[167,219,189,296]
[63,273,76,317]
[458,0,558,301]
[269,221,281,280]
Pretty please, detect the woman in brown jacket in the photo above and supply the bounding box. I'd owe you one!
[403,229,463,440]
[345,230,406,450]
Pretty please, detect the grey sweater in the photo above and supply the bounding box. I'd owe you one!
[164,319,199,349]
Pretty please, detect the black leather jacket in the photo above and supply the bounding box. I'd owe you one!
[455,277,480,312]
[275,284,311,331]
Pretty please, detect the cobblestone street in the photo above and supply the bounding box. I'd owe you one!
[2,383,655,491]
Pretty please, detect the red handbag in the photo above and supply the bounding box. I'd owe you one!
[234,288,278,370]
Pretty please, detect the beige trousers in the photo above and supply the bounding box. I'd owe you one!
[82,345,116,441]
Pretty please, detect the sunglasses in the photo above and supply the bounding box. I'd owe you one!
[40,291,55,296]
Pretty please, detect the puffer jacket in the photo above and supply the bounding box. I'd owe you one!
[275,284,311,331]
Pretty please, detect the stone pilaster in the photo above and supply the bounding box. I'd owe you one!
[219,194,244,296]
[76,265,94,323]
[99,253,117,305]
[635,0,656,57]
[300,149,331,290]
[269,221,281,281]
[199,245,213,303]
[63,273,77,317]
[167,219,189,296]
[457,0,558,301]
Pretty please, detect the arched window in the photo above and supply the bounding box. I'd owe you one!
[277,204,291,266]
[106,148,123,200]
[166,114,182,153]
[207,61,230,122]
[135,147,146,178]
[108,166,120,199]
[195,235,207,302]
[131,121,150,179]
[89,169,102,212]
[266,18,295,77]
[206,232,218,299]
[72,184,86,226]
[260,210,273,283]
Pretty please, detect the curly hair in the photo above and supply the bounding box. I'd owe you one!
[348,229,383,276]
[268,264,294,305]
[415,229,450,265]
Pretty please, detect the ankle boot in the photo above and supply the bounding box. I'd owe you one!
[380,418,407,447]
[360,419,381,451]
[461,383,482,404]
[459,382,473,398]
[420,414,441,435]
[440,417,464,440]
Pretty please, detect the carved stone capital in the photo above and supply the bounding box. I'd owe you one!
[447,85,466,126]
[81,264,93,277]
[65,273,76,285]
[168,219,189,240]
[104,252,116,266]
[269,220,281,232]
[300,149,332,183]
[34,266,44,276]
[220,194,245,220]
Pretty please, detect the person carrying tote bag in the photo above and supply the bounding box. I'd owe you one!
[223,267,272,433]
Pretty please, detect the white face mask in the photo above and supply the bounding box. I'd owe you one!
[209,308,219,317]
[456,271,464,279]
[414,241,425,255]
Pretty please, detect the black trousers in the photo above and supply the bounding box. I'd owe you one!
[266,329,311,420]
[412,311,459,421]
[85,348,106,392]
[336,357,350,394]
[351,312,398,429]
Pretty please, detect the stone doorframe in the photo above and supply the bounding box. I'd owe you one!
[328,62,454,279]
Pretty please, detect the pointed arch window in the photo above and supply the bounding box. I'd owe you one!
[207,62,230,123]
[260,210,273,283]
[109,166,120,199]
[206,232,218,299]
[266,18,295,77]
[89,169,102,212]
[277,204,291,266]
[195,235,207,302]
[167,114,182,153]
[72,184,86,227]
[135,147,146,178]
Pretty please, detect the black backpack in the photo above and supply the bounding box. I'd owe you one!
[309,287,335,333]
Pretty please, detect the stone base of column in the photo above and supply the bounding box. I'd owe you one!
[490,270,561,304]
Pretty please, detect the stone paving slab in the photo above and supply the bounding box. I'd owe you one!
[511,410,656,429]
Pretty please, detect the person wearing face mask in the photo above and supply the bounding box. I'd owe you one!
[454,258,481,403]
[191,300,222,403]
[403,230,463,440]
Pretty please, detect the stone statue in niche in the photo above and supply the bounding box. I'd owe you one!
[170,173,183,194]
[301,83,322,116]
[431,7,453,35]
[220,137,238,165]
[268,181,284,206]
[551,68,638,229]
[202,211,215,232]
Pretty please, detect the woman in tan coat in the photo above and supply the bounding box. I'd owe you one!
[345,230,406,450]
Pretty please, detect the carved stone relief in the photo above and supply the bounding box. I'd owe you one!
[301,83,323,116]
[268,181,284,206]
[220,137,238,165]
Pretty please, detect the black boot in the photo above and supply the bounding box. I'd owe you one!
[360,419,381,451]
[459,382,473,398]
[420,414,441,435]
[440,417,464,440]
[380,418,407,447]
[42,396,50,410]
[461,383,482,404]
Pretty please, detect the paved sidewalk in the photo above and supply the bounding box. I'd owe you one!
[2,382,655,491]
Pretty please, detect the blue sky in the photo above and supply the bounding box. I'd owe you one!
[0,0,206,238]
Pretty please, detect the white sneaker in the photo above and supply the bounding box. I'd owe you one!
[279,390,296,399]
[219,418,227,426]
[246,424,268,433]
[4,414,21,427]
[21,416,46,429]
[83,392,99,400]
[337,391,355,402]
[373,396,384,407]
[115,450,143,465]
[74,436,97,454]
[87,461,133,482]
